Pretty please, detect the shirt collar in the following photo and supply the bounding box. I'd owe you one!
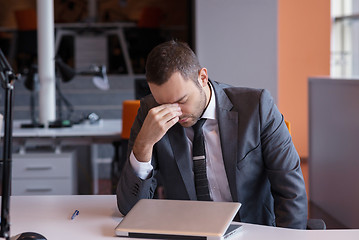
[201,82,216,120]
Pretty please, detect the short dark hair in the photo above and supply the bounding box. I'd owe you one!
[145,40,202,85]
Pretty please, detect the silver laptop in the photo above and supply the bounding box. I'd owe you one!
[115,199,242,240]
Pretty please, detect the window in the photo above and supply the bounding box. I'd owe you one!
[331,0,359,77]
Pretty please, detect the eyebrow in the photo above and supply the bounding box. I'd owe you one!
[156,94,187,105]
[173,95,187,104]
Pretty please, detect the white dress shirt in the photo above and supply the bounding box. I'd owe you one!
[130,83,233,202]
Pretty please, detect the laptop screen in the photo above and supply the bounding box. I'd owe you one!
[115,199,241,240]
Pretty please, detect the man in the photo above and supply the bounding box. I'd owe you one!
[116,40,308,229]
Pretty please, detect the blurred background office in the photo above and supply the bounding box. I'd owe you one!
[1,0,359,230]
[0,0,190,120]
[0,0,191,195]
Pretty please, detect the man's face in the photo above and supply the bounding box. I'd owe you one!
[148,71,208,128]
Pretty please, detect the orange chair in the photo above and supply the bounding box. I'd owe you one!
[14,9,38,72]
[137,7,164,28]
[15,9,37,31]
[111,100,140,193]
[285,120,291,135]
[121,100,141,139]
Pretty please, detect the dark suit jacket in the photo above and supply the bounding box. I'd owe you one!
[116,80,308,229]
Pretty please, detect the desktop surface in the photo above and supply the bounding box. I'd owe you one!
[11,119,122,138]
[6,195,359,240]
[5,119,123,195]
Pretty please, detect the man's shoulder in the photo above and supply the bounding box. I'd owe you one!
[211,80,266,101]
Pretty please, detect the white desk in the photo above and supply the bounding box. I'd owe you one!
[7,195,359,240]
[12,119,122,139]
[9,119,122,194]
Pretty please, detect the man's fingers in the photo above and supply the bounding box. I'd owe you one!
[148,104,182,123]
[162,109,182,123]
[165,116,180,129]
[135,103,182,154]
[151,103,180,116]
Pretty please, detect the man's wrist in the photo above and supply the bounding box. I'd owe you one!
[129,151,153,180]
[133,140,153,163]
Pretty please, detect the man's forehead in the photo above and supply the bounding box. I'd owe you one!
[151,87,187,105]
[149,74,191,104]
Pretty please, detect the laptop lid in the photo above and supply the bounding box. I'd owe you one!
[115,199,242,240]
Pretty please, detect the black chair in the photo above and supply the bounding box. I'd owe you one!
[307,219,326,230]
[285,120,326,230]
[14,9,38,73]
[135,78,151,100]
[111,100,140,194]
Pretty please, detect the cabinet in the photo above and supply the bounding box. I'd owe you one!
[309,77,359,228]
[11,151,77,195]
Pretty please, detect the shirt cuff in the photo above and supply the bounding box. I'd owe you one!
[129,151,153,180]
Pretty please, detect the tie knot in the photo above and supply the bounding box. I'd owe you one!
[192,118,206,134]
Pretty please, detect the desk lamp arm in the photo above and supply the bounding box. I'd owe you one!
[0,48,20,240]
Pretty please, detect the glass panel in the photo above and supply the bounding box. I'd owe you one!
[331,0,359,77]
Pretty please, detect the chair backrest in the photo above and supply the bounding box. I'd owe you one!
[135,78,151,100]
[14,9,38,67]
[121,100,141,139]
[283,119,326,230]
[15,9,37,31]
[137,7,164,28]
[284,120,291,135]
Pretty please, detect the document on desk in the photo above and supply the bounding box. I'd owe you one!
[115,199,242,240]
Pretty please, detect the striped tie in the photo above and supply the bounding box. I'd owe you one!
[192,118,212,201]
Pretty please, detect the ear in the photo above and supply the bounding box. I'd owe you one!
[198,68,208,87]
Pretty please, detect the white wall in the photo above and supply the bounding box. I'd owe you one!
[195,0,278,101]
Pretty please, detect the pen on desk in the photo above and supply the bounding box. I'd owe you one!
[71,210,79,220]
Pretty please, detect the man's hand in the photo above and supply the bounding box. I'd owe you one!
[133,104,182,162]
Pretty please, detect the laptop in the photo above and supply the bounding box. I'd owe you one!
[115,199,242,240]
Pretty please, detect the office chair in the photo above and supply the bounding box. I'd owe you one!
[14,9,38,73]
[135,78,151,99]
[111,100,141,193]
[284,119,326,230]
[125,7,168,73]
[284,120,291,135]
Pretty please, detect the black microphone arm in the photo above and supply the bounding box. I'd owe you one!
[0,48,20,240]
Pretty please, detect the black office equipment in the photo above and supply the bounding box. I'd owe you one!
[134,78,151,100]
[0,48,47,240]
[20,65,44,128]
[48,57,108,128]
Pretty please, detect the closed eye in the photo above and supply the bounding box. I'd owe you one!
[174,95,188,104]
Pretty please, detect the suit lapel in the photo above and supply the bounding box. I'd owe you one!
[168,124,197,200]
[166,81,239,202]
[212,81,239,202]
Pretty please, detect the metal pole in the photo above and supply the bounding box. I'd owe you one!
[37,0,56,126]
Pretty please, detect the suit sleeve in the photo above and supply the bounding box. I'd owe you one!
[259,89,308,229]
[116,98,158,215]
